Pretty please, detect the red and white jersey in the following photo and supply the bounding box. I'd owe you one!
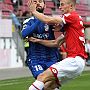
[61,11,87,59]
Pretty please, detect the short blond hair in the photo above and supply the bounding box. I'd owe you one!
[68,0,76,6]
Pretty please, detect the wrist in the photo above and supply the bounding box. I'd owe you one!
[32,10,37,15]
[37,39,41,43]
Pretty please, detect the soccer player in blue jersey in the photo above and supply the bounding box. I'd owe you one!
[21,0,62,90]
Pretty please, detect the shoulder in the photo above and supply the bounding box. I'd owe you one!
[23,16,35,24]
[62,11,79,24]
[64,11,78,18]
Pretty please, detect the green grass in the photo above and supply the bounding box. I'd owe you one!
[62,71,90,90]
[0,71,90,90]
[0,77,35,90]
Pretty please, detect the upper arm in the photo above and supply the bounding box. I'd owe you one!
[21,19,41,38]
[21,19,31,38]
[22,18,31,31]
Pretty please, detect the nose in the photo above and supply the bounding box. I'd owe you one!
[59,6,62,10]
[37,0,40,4]
[37,3,40,7]
[37,1,40,6]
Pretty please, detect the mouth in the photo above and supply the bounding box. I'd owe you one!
[37,6,42,8]
[60,9,64,12]
[60,10,64,13]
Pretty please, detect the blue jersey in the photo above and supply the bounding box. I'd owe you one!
[21,16,62,78]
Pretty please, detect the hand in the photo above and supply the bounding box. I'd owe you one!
[28,37,40,43]
[27,0,37,13]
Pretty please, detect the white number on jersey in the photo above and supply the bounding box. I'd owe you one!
[34,65,43,71]
[79,16,85,45]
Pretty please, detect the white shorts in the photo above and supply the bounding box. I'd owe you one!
[50,56,85,84]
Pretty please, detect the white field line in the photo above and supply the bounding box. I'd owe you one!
[0,79,31,87]
[0,72,90,87]
[0,79,20,83]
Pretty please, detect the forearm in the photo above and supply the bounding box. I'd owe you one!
[28,0,63,24]
[32,11,62,25]
[36,39,58,47]
[32,11,52,24]
[28,35,65,47]
[38,38,64,47]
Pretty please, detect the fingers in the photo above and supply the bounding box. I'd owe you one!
[27,0,37,13]
[27,0,30,6]
[28,37,36,42]
[28,0,32,4]
[28,0,34,7]
[28,0,33,8]
[28,37,34,41]
[27,0,31,8]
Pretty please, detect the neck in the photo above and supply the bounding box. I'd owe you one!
[69,8,76,13]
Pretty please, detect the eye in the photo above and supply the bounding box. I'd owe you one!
[39,0,43,3]
[60,3,64,6]
[33,0,37,4]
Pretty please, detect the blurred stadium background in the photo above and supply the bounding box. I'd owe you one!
[0,0,90,90]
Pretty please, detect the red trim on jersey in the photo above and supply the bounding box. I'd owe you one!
[32,84,40,90]
[49,67,61,86]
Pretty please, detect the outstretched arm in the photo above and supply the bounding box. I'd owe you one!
[28,0,63,25]
[28,35,65,47]
[21,19,40,38]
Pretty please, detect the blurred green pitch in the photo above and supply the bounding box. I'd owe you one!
[0,71,90,90]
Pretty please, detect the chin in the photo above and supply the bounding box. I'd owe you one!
[61,12,64,14]
[37,9,44,13]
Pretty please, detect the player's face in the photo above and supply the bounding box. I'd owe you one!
[33,0,45,13]
[59,0,72,14]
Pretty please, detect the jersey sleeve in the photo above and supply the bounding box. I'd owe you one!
[62,13,76,24]
[21,18,40,38]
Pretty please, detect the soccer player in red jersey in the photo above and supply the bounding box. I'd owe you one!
[28,0,88,89]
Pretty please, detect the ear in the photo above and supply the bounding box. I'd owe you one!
[44,4,46,8]
[70,3,73,9]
